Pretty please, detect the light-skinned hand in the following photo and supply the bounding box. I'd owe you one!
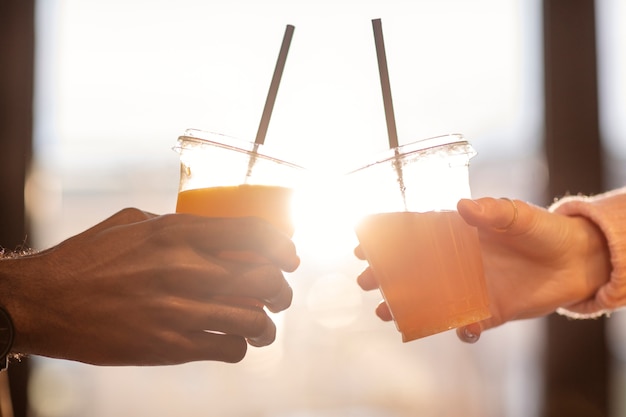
[355,197,611,343]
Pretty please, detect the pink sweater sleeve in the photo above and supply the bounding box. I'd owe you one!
[549,187,626,318]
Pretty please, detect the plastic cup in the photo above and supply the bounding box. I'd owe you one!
[173,128,304,307]
[174,129,304,234]
[349,134,491,342]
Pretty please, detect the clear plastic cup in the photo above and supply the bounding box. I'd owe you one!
[174,128,304,237]
[349,134,491,341]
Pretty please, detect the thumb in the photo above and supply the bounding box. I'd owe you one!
[458,197,520,233]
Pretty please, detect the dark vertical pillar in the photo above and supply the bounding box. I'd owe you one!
[542,0,607,416]
[0,0,35,416]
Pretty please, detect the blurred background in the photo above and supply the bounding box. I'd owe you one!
[1,0,626,416]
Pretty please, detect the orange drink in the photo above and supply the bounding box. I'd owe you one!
[176,184,295,236]
[356,210,490,341]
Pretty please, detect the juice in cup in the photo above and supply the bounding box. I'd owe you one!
[176,184,295,236]
[355,210,489,341]
[348,134,491,341]
[174,129,303,308]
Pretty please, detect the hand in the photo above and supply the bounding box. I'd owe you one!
[355,198,611,343]
[0,208,300,365]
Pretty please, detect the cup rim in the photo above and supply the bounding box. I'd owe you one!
[173,128,306,171]
[346,133,474,175]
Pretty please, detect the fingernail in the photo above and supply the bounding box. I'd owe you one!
[459,198,484,215]
[471,199,485,213]
[458,326,480,344]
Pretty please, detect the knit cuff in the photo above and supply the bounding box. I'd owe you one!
[549,187,626,319]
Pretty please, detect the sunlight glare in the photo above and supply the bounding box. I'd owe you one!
[292,169,361,264]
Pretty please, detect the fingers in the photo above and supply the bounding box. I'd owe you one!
[112,214,298,316]
[263,283,293,313]
[151,331,249,364]
[357,269,393,321]
[179,299,279,349]
[204,216,300,272]
[158,257,294,313]
[357,267,379,291]
[229,263,293,312]
[375,301,393,322]
[353,245,366,260]
[355,248,393,322]
[139,214,299,309]
[63,299,278,365]
[189,332,248,363]
[162,215,300,272]
[458,197,529,234]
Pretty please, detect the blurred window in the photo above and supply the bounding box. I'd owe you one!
[29,1,544,417]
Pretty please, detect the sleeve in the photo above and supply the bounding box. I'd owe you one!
[549,186,626,318]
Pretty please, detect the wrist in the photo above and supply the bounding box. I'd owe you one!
[0,252,28,368]
[551,191,626,317]
[0,307,14,370]
[575,215,612,298]
[0,249,38,363]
